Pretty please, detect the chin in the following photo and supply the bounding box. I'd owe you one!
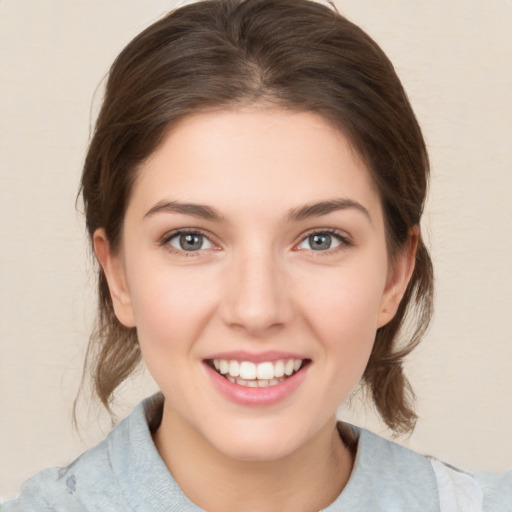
[216,437,296,463]
[202,418,312,463]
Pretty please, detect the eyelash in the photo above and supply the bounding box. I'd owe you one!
[296,228,352,256]
[159,228,352,256]
[159,229,216,256]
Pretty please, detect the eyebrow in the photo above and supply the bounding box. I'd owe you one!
[144,200,223,221]
[144,198,371,223]
[286,198,372,224]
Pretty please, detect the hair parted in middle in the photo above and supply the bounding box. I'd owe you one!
[79,0,434,434]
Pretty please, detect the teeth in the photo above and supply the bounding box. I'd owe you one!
[229,360,240,377]
[213,358,305,382]
[239,361,257,380]
[284,359,294,376]
[219,360,229,375]
[256,362,274,380]
[274,360,285,377]
[224,375,288,387]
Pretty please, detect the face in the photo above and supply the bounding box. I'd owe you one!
[96,107,413,462]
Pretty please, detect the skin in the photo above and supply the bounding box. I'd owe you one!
[95,106,417,512]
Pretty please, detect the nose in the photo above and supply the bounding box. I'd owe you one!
[220,246,293,337]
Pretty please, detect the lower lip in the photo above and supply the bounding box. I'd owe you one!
[204,362,309,406]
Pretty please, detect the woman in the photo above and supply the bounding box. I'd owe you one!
[4,0,510,510]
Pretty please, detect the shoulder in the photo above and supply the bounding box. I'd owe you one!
[1,430,130,512]
[333,424,512,512]
[1,396,164,512]
[2,394,195,512]
[336,425,441,511]
[429,458,512,512]
[475,468,512,508]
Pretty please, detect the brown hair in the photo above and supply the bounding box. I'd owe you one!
[79,0,433,434]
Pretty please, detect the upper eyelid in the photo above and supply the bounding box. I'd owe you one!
[296,227,352,243]
[160,228,218,246]
[293,229,352,256]
[300,227,347,236]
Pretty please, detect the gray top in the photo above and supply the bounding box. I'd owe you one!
[3,394,511,511]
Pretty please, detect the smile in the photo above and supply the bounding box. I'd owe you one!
[208,359,308,388]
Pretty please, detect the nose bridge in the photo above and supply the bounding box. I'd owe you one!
[221,241,291,334]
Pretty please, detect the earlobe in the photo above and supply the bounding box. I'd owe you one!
[93,229,136,328]
[377,226,419,328]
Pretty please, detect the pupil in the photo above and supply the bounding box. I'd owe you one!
[180,234,202,251]
[310,233,331,250]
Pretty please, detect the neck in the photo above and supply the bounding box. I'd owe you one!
[153,404,354,512]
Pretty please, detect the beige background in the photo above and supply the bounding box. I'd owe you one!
[1,0,511,501]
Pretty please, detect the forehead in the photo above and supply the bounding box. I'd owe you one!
[129,107,382,222]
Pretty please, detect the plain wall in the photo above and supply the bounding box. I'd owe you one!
[1,0,511,500]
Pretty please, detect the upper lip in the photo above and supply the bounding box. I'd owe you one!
[204,351,309,363]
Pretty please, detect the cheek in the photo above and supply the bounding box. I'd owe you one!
[126,260,219,354]
[298,261,387,370]
[127,264,221,404]
[302,262,387,330]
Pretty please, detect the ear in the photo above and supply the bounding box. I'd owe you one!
[93,228,136,328]
[377,226,419,328]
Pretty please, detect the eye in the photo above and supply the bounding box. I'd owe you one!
[166,231,214,252]
[296,231,346,251]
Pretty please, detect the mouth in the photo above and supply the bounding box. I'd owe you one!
[206,358,311,388]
